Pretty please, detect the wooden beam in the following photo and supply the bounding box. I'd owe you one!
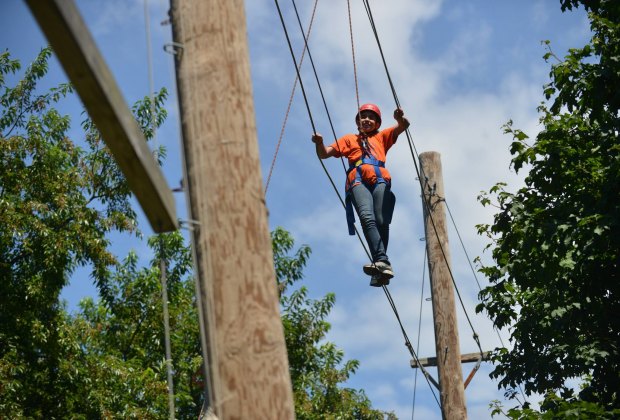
[410,352,490,368]
[24,0,177,233]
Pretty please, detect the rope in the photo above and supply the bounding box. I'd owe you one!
[275,0,441,407]
[382,285,441,408]
[144,0,158,150]
[347,0,361,113]
[145,1,174,417]
[411,245,427,420]
[159,237,176,419]
[273,0,372,261]
[444,198,528,401]
[361,0,484,354]
[264,0,321,196]
[288,0,348,173]
[444,199,483,291]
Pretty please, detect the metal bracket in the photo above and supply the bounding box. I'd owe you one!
[163,42,184,58]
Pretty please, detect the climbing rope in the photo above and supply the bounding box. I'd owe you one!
[273,0,372,261]
[444,198,528,401]
[274,0,441,408]
[288,0,348,173]
[144,1,175,417]
[158,237,176,420]
[264,0,321,196]
[411,246,428,420]
[360,0,484,355]
[144,0,158,150]
[382,285,441,407]
[347,0,361,113]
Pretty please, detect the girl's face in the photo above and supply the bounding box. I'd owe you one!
[357,110,380,134]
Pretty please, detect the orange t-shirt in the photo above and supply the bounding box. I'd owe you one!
[329,126,397,190]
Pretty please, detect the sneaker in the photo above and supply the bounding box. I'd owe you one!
[363,261,394,278]
[374,261,394,279]
[369,274,390,287]
[363,263,379,276]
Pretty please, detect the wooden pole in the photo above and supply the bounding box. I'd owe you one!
[169,1,294,418]
[419,152,467,420]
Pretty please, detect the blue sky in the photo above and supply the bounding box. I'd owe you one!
[2,0,590,418]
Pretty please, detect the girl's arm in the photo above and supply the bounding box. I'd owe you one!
[392,108,410,140]
[312,133,337,159]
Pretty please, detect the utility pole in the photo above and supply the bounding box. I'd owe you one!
[419,152,467,420]
[169,1,294,419]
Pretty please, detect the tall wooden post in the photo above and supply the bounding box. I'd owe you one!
[419,152,467,420]
[169,1,294,418]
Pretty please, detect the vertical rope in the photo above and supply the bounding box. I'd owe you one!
[411,246,427,420]
[346,0,361,114]
[273,0,372,260]
[264,0,320,196]
[159,238,176,419]
[144,0,158,150]
[146,1,174,417]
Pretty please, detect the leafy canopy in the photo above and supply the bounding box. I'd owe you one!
[0,47,168,418]
[476,0,620,417]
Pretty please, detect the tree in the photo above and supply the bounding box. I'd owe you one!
[476,1,619,417]
[0,47,166,418]
[57,232,203,418]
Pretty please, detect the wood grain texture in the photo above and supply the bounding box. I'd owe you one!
[420,152,468,420]
[170,0,294,418]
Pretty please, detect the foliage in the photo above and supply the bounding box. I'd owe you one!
[476,0,619,416]
[59,232,202,418]
[272,227,395,420]
[0,47,168,418]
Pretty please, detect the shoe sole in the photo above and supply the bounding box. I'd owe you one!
[369,271,392,287]
[363,265,381,276]
[363,263,393,277]
[369,278,391,287]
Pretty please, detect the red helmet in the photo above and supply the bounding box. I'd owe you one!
[355,103,382,127]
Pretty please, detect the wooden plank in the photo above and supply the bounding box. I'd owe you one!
[410,351,490,368]
[24,0,177,233]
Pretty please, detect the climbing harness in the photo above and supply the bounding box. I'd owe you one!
[344,137,388,235]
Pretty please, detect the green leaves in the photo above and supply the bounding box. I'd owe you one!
[0,48,172,418]
[477,1,620,416]
[272,227,391,419]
